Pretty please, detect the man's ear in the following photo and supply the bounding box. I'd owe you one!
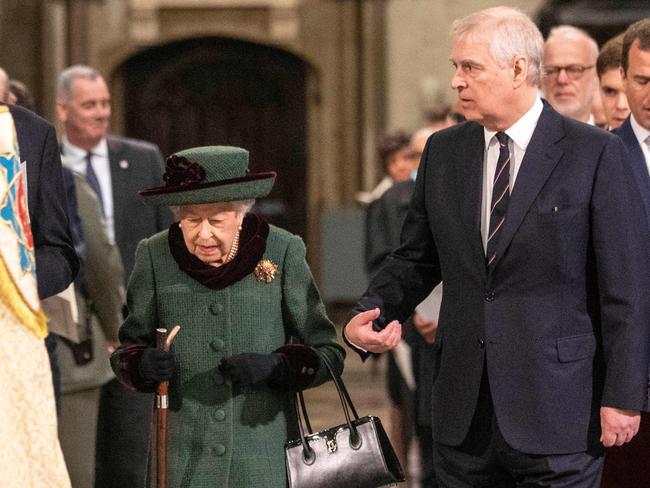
[512,55,529,88]
[55,100,67,123]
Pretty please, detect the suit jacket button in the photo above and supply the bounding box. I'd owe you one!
[211,444,226,456]
[484,291,495,302]
[477,338,485,348]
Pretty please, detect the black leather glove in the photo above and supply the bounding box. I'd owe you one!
[138,347,175,384]
[218,353,285,387]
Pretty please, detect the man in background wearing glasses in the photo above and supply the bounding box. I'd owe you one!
[542,26,600,124]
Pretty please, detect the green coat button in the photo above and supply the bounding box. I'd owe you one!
[209,303,224,315]
[212,444,226,456]
[210,338,225,351]
[213,409,226,421]
[213,372,225,385]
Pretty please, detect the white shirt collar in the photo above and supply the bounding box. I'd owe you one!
[62,135,108,159]
[483,96,544,151]
[630,113,650,150]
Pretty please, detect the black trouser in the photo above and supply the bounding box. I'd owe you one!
[432,368,604,488]
[95,378,153,488]
[45,333,61,414]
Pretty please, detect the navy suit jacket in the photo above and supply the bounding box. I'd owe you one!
[353,103,650,455]
[105,135,173,281]
[613,117,650,412]
[613,118,650,230]
[9,104,79,299]
[62,135,174,284]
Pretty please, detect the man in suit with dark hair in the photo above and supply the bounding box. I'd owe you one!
[56,64,173,488]
[602,17,650,488]
[345,7,650,486]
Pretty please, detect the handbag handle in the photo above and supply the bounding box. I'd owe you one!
[294,351,362,463]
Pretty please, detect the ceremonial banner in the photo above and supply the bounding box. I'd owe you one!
[0,104,46,338]
[0,105,71,487]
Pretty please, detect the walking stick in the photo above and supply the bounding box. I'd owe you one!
[156,325,180,488]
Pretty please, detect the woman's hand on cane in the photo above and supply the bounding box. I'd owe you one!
[139,348,175,383]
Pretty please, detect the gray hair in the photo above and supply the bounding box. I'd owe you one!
[546,25,599,64]
[451,6,544,87]
[175,199,256,217]
[0,67,8,102]
[57,65,104,100]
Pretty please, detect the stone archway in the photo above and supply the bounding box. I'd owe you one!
[121,37,308,237]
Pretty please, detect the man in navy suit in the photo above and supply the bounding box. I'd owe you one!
[345,7,650,486]
[602,17,650,488]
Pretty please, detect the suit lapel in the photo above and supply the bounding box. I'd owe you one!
[491,104,565,270]
[457,123,488,280]
[615,118,650,217]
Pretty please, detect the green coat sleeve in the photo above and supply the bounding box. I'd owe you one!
[110,238,160,390]
[280,235,345,386]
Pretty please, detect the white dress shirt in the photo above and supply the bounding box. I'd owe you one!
[481,97,544,251]
[630,113,650,175]
[61,136,116,243]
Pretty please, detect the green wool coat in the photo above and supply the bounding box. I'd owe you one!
[118,225,345,488]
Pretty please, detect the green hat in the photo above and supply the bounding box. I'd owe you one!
[140,146,275,206]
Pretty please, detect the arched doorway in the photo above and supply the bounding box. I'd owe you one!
[121,37,308,237]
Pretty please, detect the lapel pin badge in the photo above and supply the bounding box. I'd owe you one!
[119,159,129,169]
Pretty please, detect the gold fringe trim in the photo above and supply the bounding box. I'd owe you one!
[0,251,47,339]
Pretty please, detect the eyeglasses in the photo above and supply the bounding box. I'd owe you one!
[544,65,595,80]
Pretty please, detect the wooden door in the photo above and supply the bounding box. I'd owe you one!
[122,37,307,237]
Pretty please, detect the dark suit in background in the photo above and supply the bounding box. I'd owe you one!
[367,179,437,487]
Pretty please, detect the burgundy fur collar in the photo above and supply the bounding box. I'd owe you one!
[168,213,269,289]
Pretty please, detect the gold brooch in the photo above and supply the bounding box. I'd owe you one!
[254,259,278,283]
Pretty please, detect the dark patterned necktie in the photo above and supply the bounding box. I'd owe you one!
[486,132,510,267]
[85,151,105,215]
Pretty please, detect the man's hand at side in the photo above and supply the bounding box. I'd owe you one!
[600,406,641,447]
[344,308,401,353]
[413,312,437,344]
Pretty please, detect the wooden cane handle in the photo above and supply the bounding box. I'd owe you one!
[165,325,181,351]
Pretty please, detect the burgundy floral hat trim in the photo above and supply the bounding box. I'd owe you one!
[163,155,207,188]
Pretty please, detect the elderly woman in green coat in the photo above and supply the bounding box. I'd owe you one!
[111,146,345,488]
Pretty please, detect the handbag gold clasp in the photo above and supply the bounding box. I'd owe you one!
[326,438,337,453]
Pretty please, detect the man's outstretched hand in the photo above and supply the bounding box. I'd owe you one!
[344,308,402,353]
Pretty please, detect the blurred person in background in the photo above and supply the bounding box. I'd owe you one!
[9,79,36,112]
[357,129,419,205]
[597,34,630,130]
[56,64,173,488]
[543,25,600,124]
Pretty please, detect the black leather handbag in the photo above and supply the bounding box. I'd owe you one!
[285,353,405,488]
